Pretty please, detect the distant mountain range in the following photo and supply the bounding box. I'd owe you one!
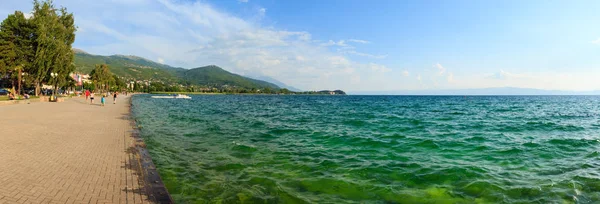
[73,51,281,90]
[246,75,303,92]
[350,87,600,95]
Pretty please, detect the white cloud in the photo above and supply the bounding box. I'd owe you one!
[344,50,387,59]
[68,0,386,90]
[369,63,391,73]
[158,58,165,64]
[320,40,349,47]
[36,0,391,90]
[417,74,422,81]
[348,39,370,44]
[238,0,249,3]
[591,38,600,44]
[323,38,385,59]
[487,69,526,80]
[447,72,454,82]
[435,63,445,75]
[402,70,409,77]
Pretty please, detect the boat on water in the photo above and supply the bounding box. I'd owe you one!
[151,94,192,99]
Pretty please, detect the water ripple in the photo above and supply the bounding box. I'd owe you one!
[132,95,600,203]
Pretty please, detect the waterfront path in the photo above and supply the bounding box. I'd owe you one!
[0,96,150,204]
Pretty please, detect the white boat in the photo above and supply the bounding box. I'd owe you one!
[151,94,192,99]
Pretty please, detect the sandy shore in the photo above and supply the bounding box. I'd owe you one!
[0,95,161,203]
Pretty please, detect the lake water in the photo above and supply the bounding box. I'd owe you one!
[131,95,600,203]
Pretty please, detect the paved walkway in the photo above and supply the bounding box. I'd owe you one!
[0,95,151,204]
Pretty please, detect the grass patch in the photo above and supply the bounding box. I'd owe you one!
[0,95,39,101]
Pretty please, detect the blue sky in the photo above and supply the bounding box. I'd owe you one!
[2,0,600,91]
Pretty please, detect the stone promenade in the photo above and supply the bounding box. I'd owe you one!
[0,95,152,204]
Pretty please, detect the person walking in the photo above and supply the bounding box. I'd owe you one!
[85,90,90,100]
[113,92,118,104]
[24,93,30,104]
[101,94,106,106]
[90,93,95,104]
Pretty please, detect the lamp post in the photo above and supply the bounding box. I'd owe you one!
[50,72,57,96]
[20,72,26,96]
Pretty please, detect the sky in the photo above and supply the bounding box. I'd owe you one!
[2,0,600,92]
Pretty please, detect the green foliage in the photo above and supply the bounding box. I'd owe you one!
[83,81,95,91]
[29,0,76,95]
[74,52,180,83]
[90,64,113,92]
[1,1,346,96]
[111,74,126,92]
[133,81,143,92]
[0,11,35,94]
[74,53,281,91]
[0,0,76,96]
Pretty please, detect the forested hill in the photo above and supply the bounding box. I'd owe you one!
[180,65,279,89]
[74,52,182,83]
[73,51,279,90]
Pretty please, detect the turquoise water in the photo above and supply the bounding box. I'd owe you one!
[132,95,600,203]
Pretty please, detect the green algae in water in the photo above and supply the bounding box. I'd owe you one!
[132,95,600,203]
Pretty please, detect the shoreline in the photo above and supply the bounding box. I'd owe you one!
[127,95,174,203]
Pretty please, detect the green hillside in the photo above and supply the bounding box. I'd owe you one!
[73,52,278,90]
[74,52,181,83]
[179,65,279,89]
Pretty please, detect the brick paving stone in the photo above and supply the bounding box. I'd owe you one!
[0,96,154,203]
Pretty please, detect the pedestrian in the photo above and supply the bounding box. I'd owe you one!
[101,94,106,106]
[90,93,95,104]
[113,91,118,104]
[24,93,30,104]
[85,90,90,100]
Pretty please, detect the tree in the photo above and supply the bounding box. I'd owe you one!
[279,88,290,94]
[133,81,142,92]
[111,74,126,92]
[30,0,76,96]
[0,11,35,96]
[63,74,76,93]
[82,81,95,92]
[90,64,112,93]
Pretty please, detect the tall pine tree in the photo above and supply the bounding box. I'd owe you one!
[0,11,34,95]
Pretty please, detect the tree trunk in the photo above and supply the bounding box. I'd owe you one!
[35,81,40,96]
[17,69,22,96]
[11,76,16,96]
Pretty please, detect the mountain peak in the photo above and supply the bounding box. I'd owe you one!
[112,54,147,61]
[72,48,88,54]
[203,65,221,69]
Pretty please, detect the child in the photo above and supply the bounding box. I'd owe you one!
[90,93,95,104]
[101,94,106,106]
